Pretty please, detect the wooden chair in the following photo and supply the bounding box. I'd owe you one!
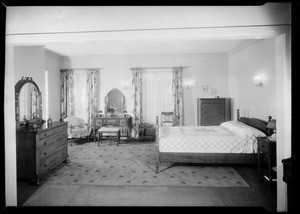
[161,112,174,127]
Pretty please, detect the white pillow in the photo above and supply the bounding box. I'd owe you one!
[220,121,266,140]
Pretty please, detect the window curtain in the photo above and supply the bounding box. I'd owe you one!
[131,68,143,139]
[60,69,74,120]
[87,68,100,129]
[172,67,184,126]
[73,70,88,122]
[142,68,173,124]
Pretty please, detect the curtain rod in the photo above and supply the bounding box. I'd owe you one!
[61,68,103,70]
[130,66,186,70]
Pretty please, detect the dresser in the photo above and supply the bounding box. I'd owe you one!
[197,98,231,126]
[92,116,132,141]
[16,121,68,185]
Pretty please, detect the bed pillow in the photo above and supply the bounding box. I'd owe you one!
[238,117,267,135]
[220,121,266,140]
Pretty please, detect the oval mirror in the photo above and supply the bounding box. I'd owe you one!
[15,77,42,126]
[105,88,126,117]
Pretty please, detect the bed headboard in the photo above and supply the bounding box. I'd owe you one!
[236,109,273,136]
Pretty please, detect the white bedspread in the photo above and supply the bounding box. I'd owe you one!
[158,122,266,154]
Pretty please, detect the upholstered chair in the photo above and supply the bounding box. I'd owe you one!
[63,116,90,145]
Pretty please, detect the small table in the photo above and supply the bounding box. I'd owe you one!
[97,127,121,146]
[257,137,277,188]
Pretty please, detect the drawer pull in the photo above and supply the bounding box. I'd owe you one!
[44,133,47,137]
[44,152,47,156]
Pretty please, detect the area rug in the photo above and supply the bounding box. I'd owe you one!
[43,140,250,187]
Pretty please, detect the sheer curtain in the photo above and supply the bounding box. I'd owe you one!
[73,70,88,123]
[142,68,173,124]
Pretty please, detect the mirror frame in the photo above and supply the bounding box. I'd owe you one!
[104,88,126,116]
[15,77,42,126]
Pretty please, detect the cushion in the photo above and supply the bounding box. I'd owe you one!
[64,116,85,128]
[238,117,267,135]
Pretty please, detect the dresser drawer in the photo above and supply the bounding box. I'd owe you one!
[201,115,224,121]
[39,143,67,174]
[37,130,67,149]
[202,109,224,115]
[38,138,67,161]
[39,124,67,140]
[201,121,223,126]
[103,119,118,123]
[201,104,224,111]
[201,99,225,104]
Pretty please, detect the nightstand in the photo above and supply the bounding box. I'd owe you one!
[257,137,277,187]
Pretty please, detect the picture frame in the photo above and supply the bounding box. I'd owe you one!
[211,88,217,95]
[203,85,208,92]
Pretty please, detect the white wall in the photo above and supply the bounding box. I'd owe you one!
[45,50,63,121]
[63,54,229,126]
[228,39,276,121]
[14,46,46,119]
[5,45,17,206]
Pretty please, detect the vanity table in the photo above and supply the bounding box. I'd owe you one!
[92,88,132,142]
[93,116,132,142]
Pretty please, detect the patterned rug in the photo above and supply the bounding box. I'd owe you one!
[44,140,250,187]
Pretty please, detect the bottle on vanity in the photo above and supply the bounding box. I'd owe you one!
[47,115,52,127]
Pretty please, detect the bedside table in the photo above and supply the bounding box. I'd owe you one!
[257,137,277,186]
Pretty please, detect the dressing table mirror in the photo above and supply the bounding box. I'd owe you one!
[15,77,43,128]
[105,88,126,117]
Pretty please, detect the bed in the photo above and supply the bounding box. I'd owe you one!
[154,109,272,173]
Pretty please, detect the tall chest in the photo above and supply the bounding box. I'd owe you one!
[197,98,231,126]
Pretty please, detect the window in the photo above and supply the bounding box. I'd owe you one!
[142,68,173,124]
[73,70,88,123]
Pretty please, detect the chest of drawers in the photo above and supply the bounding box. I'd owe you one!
[197,98,231,126]
[16,121,68,185]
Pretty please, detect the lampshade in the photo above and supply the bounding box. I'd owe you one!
[266,119,276,130]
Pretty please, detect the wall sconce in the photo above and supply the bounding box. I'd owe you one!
[183,81,194,89]
[121,81,130,89]
[254,75,263,87]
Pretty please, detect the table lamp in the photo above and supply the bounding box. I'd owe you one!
[266,119,276,141]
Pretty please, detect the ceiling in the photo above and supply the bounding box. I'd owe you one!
[7,4,287,57]
[44,38,257,57]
